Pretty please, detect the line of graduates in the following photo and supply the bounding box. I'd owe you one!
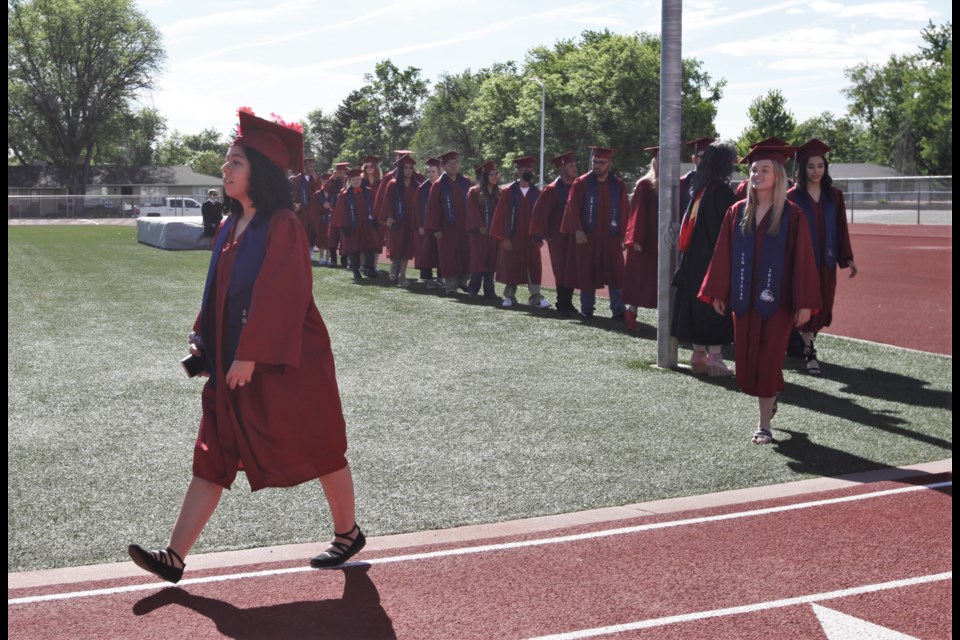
[288,137,855,446]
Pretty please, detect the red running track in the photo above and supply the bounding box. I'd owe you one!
[9,471,952,639]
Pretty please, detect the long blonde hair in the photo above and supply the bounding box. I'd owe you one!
[741,160,787,235]
[633,156,659,196]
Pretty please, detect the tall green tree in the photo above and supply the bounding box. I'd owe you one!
[412,69,490,167]
[843,21,952,174]
[792,112,869,163]
[303,108,337,171]
[8,0,166,194]
[736,90,798,157]
[93,107,167,166]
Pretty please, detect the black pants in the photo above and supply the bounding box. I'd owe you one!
[349,250,377,272]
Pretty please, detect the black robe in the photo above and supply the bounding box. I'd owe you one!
[671,180,736,345]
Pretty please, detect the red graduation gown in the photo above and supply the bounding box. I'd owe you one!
[414,181,440,270]
[699,204,822,397]
[559,172,628,290]
[465,186,499,273]
[786,186,854,333]
[193,210,348,491]
[530,179,571,286]
[378,177,419,261]
[424,174,472,279]
[331,186,382,254]
[491,182,543,286]
[621,179,659,308]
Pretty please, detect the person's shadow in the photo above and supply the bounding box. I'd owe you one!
[132,564,396,639]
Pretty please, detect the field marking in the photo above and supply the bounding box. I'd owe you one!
[524,572,951,640]
[8,480,951,606]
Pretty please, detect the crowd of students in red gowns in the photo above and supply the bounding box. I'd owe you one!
[289,136,856,445]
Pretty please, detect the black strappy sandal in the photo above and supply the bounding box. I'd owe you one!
[128,545,186,583]
[310,524,366,569]
[804,343,821,375]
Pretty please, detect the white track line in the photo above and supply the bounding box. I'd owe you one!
[524,572,953,639]
[9,480,951,606]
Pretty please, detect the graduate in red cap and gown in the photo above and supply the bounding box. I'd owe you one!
[560,146,629,319]
[127,107,365,584]
[332,167,382,280]
[292,157,318,261]
[492,156,550,308]
[414,158,443,288]
[679,137,715,218]
[425,150,473,295]
[377,154,421,287]
[309,173,332,265]
[699,144,821,445]
[326,162,352,268]
[531,151,579,314]
[465,160,501,299]
[787,138,858,374]
[621,146,660,329]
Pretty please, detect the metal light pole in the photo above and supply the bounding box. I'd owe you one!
[532,77,546,188]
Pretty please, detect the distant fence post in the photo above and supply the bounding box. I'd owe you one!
[849,191,854,223]
[917,190,921,224]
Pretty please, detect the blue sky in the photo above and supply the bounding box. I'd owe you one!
[140,0,951,143]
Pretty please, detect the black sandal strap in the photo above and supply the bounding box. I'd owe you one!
[333,523,359,539]
[164,546,185,568]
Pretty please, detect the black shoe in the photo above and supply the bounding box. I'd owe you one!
[310,524,366,568]
[128,545,185,584]
[352,270,363,282]
[611,311,625,323]
[579,310,594,319]
[363,268,379,279]
[556,303,578,316]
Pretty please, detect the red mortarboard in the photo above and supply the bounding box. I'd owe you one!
[740,145,796,166]
[796,138,831,164]
[589,146,614,160]
[425,157,442,168]
[234,108,304,173]
[643,146,660,158]
[396,153,416,166]
[551,151,575,169]
[346,168,363,178]
[750,136,790,149]
[335,162,352,170]
[362,155,381,165]
[392,149,413,157]
[475,160,496,177]
[513,156,536,170]
[685,137,716,153]
[440,150,460,163]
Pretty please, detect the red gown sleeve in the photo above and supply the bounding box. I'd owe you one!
[490,189,510,240]
[834,188,854,267]
[560,178,585,235]
[788,207,822,312]
[377,181,397,222]
[234,211,311,368]
[529,186,554,238]
[464,188,483,232]
[624,181,648,246]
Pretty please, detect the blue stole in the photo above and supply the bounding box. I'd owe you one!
[199,212,271,381]
[318,192,330,224]
[583,173,621,235]
[508,182,539,237]
[298,176,311,207]
[482,192,495,228]
[792,189,837,269]
[553,178,570,216]
[345,188,374,228]
[439,174,470,225]
[417,181,431,226]
[730,203,789,319]
[394,180,408,223]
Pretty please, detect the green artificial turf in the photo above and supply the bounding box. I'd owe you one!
[7,225,953,572]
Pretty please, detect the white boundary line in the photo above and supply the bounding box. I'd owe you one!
[524,572,953,640]
[9,480,951,606]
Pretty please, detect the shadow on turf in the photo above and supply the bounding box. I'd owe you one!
[132,564,396,639]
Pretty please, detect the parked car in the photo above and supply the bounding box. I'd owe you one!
[134,197,203,217]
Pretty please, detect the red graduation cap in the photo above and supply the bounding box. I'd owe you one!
[362,155,381,165]
[425,157,442,168]
[643,146,659,158]
[797,138,831,164]
[589,146,614,160]
[551,151,575,169]
[513,156,536,171]
[750,136,790,149]
[334,162,352,171]
[440,150,460,163]
[392,149,413,157]
[234,108,304,173]
[346,168,363,178]
[396,153,416,166]
[685,137,716,154]
[475,160,496,177]
[740,145,796,166]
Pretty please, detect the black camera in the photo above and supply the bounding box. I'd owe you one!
[181,353,207,378]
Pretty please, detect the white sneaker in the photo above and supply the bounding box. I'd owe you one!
[536,298,552,308]
[317,258,328,266]
[389,273,398,282]
[502,297,515,308]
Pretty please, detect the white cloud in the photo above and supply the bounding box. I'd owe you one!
[808,0,941,20]
[576,16,629,27]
